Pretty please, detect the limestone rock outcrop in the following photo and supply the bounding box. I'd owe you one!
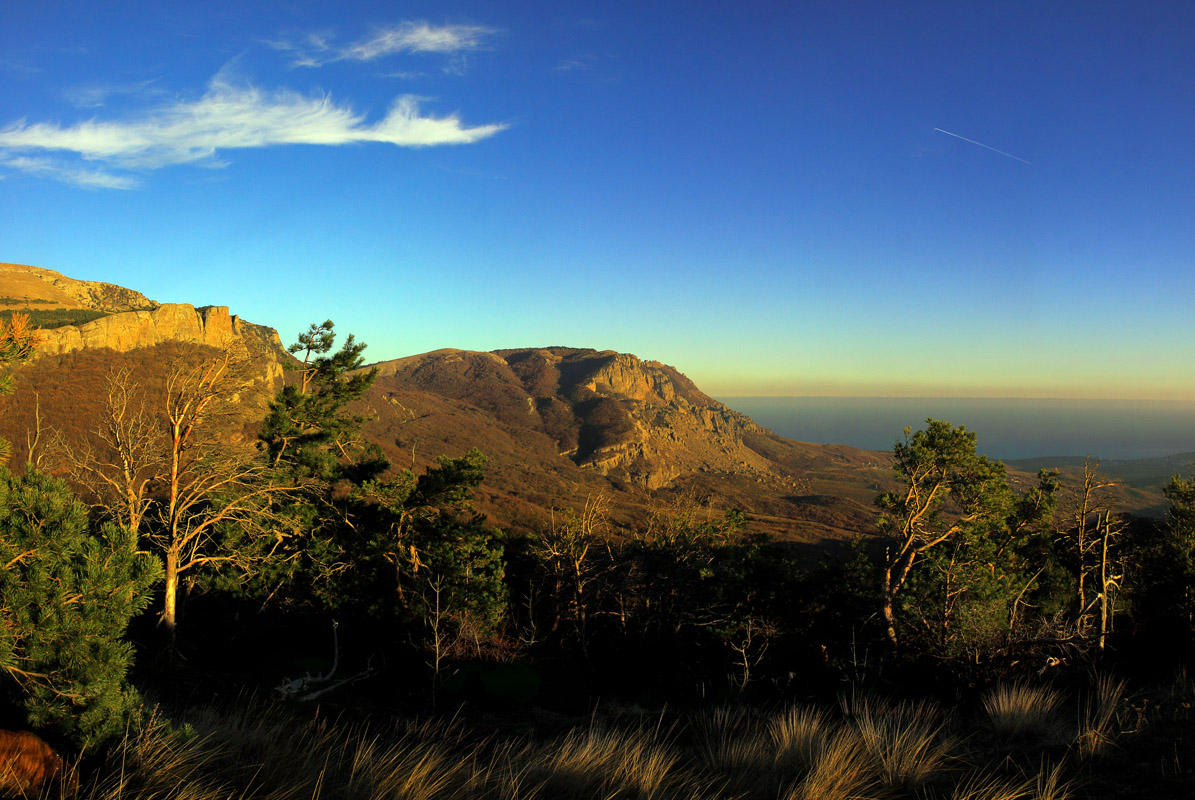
[38,304,259,354]
[1,263,287,394]
[37,304,285,387]
[373,347,780,491]
[508,348,776,490]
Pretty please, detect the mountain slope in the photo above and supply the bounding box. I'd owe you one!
[1,262,155,311]
[0,265,893,544]
[359,347,891,542]
[0,265,289,467]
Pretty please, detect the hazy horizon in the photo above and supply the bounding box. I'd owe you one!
[719,396,1195,461]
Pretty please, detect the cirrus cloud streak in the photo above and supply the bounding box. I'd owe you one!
[271,21,496,69]
[0,74,506,187]
[344,22,494,60]
[0,155,137,189]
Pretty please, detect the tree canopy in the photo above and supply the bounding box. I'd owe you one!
[876,419,1013,647]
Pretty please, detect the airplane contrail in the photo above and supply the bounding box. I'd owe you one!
[934,127,1032,165]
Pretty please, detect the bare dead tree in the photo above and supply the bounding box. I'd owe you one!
[1096,509,1124,651]
[60,368,165,532]
[1062,458,1123,642]
[151,350,297,634]
[728,617,778,693]
[23,392,49,472]
[536,494,612,655]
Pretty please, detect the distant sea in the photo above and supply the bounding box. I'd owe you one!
[717,397,1195,461]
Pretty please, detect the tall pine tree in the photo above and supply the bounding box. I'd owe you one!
[260,320,385,484]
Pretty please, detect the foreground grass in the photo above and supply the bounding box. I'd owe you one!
[63,678,1165,800]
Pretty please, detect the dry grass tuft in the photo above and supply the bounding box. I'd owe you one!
[781,728,877,800]
[850,697,954,792]
[768,705,831,778]
[694,706,777,797]
[1031,758,1076,800]
[1076,674,1128,760]
[947,770,1033,800]
[527,724,693,800]
[982,683,1064,743]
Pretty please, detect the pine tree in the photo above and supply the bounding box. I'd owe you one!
[876,419,1013,648]
[242,321,387,609]
[260,320,385,483]
[0,468,160,747]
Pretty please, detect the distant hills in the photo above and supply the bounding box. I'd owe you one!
[355,346,890,540]
[0,264,895,544]
[0,264,1178,535]
[1006,453,1195,488]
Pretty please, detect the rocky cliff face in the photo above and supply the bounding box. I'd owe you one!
[36,305,287,402]
[503,348,778,489]
[2,264,288,404]
[35,304,284,380]
[371,347,784,491]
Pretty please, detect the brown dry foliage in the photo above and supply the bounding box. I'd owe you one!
[0,729,77,798]
[0,343,269,484]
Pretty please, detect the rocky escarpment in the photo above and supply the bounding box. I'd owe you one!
[34,304,286,394]
[370,347,788,491]
[502,348,780,489]
[37,303,270,354]
[1,264,288,404]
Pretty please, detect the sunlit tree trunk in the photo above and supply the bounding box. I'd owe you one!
[163,549,179,634]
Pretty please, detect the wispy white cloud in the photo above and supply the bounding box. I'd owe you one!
[62,79,163,108]
[379,70,429,81]
[1,155,138,189]
[270,21,495,69]
[554,58,595,72]
[0,56,41,76]
[0,72,507,187]
[264,32,335,68]
[343,22,493,60]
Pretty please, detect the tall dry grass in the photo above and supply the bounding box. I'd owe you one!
[781,727,876,800]
[848,696,955,793]
[524,724,697,799]
[1076,674,1127,760]
[66,694,1081,800]
[981,682,1064,744]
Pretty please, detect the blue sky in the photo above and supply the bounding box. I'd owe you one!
[2,1,1193,400]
